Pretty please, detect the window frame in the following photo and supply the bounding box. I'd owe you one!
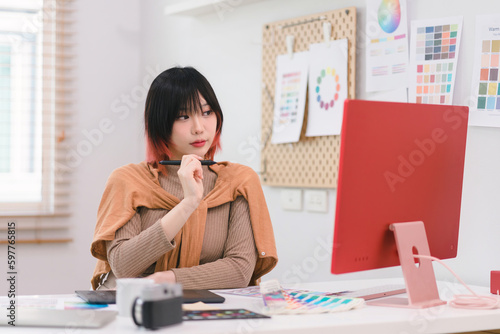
[0,0,71,218]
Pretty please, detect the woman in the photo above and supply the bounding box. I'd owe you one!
[90,67,277,290]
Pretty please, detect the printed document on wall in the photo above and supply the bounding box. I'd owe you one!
[409,16,463,105]
[366,0,409,92]
[306,39,348,137]
[271,52,309,144]
[469,14,500,127]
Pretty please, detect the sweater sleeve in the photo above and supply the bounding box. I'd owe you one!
[171,196,258,289]
[106,209,175,278]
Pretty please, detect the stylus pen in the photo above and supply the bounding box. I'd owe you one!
[159,160,217,166]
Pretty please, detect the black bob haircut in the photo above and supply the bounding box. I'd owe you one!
[144,66,223,168]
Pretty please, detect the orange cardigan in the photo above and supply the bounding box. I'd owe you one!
[91,161,278,290]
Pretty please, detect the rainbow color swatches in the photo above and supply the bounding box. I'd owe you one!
[315,67,340,111]
[477,40,500,110]
[371,34,406,44]
[279,71,301,124]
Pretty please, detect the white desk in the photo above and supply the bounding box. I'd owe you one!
[3,278,500,334]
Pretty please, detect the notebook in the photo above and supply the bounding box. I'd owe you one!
[76,289,225,304]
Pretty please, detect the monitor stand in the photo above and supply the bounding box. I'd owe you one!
[368,221,447,309]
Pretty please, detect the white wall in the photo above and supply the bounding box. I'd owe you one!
[64,0,145,293]
[141,0,500,288]
[0,0,144,295]
[3,0,500,295]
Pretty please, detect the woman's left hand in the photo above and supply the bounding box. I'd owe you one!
[147,271,176,284]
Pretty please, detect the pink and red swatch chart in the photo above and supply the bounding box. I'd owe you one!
[409,17,463,105]
[477,40,500,111]
[415,62,454,104]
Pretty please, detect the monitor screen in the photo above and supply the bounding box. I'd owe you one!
[331,100,468,275]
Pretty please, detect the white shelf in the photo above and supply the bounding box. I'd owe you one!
[164,0,266,16]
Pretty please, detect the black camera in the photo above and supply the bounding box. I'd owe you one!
[132,283,183,330]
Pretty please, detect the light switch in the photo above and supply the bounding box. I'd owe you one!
[280,189,302,211]
[304,190,328,213]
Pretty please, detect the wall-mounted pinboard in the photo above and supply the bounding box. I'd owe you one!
[260,7,356,188]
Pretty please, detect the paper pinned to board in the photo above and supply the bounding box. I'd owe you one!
[270,51,309,144]
[305,39,348,137]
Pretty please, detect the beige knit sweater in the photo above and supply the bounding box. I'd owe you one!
[91,161,278,290]
[104,165,257,289]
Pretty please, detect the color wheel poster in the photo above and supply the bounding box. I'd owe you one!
[366,0,409,93]
[305,39,348,137]
[469,14,500,127]
[409,16,463,105]
[271,51,308,144]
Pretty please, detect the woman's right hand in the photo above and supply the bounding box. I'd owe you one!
[177,154,204,208]
[159,155,204,240]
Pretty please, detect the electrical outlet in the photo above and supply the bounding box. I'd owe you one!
[304,190,328,213]
[280,189,302,211]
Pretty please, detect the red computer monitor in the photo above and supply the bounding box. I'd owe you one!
[331,100,468,304]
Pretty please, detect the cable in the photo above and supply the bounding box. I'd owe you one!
[413,254,500,310]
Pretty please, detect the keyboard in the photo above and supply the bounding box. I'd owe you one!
[331,284,406,300]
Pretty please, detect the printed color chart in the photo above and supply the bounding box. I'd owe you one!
[306,40,348,137]
[415,62,454,104]
[415,24,458,61]
[366,0,409,92]
[271,52,308,144]
[477,40,500,111]
[279,71,301,124]
[469,14,500,127]
[409,17,463,105]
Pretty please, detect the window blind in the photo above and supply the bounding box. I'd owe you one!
[0,0,74,243]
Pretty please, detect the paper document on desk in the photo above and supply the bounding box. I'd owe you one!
[0,296,116,328]
[0,296,62,309]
